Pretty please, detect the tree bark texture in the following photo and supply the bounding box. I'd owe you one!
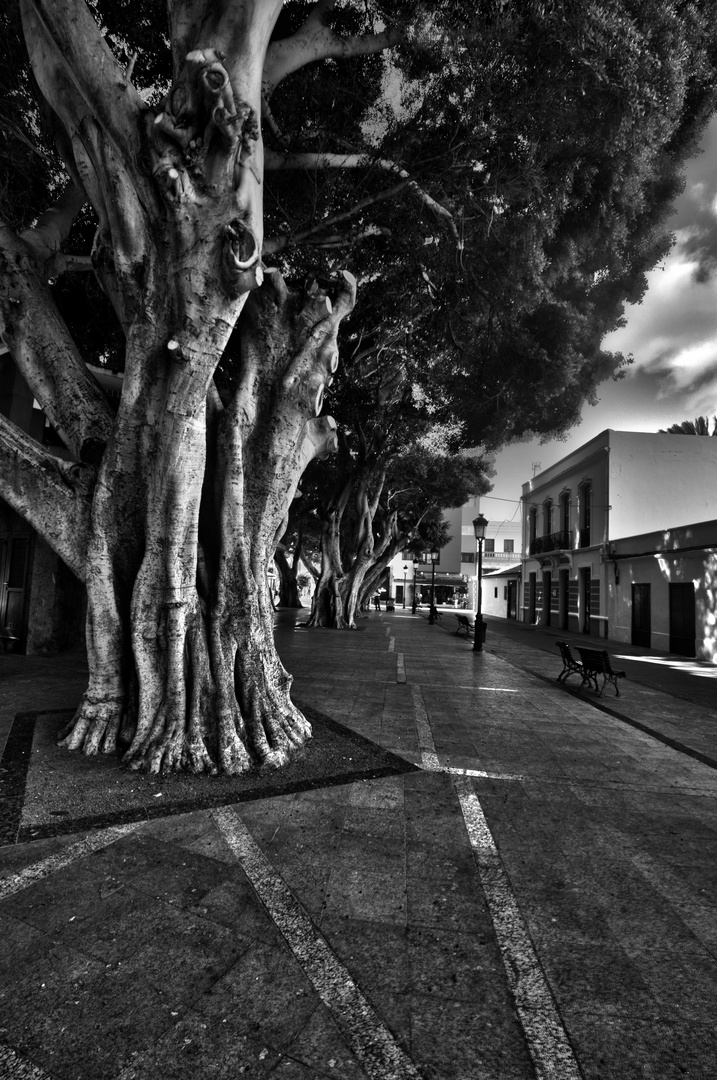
[2,0,359,774]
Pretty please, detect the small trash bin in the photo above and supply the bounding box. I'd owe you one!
[478,620,487,643]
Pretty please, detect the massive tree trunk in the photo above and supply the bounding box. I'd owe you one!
[1,0,357,774]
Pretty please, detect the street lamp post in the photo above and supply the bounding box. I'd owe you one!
[424,549,439,624]
[411,561,418,613]
[402,564,408,608]
[472,514,489,652]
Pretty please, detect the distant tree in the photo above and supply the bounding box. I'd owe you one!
[659,416,717,435]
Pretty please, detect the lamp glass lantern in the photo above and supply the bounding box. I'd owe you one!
[472,514,489,541]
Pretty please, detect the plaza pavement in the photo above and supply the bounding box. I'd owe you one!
[0,609,716,1079]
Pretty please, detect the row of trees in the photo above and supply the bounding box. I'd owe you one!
[2,0,717,774]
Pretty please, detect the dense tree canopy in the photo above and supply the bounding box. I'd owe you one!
[1,0,716,774]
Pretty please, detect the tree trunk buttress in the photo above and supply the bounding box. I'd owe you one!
[23,0,358,774]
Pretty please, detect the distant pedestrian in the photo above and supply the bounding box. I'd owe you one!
[374,594,381,611]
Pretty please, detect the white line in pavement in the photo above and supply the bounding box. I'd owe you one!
[409,682,579,1076]
[388,636,395,652]
[0,823,140,902]
[410,685,440,770]
[443,766,525,781]
[212,807,423,1080]
[0,1042,55,1079]
[454,777,582,1080]
[396,652,406,683]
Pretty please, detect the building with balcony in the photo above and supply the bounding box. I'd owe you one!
[388,497,522,616]
[520,429,717,657]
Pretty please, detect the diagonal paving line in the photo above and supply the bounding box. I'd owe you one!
[0,823,140,902]
[212,806,424,1080]
[409,682,582,1080]
[410,685,440,771]
[455,779,582,1080]
[396,652,406,682]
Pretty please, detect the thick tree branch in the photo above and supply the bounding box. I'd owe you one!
[263,1,400,97]
[20,0,144,162]
[0,222,114,463]
[0,412,93,579]
[20,2,156,313]
[20,183,85,266]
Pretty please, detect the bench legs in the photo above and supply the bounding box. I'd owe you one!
[602,674,621,697]
[581,672,621,697]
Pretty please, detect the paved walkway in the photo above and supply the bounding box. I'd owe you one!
[1,612,716,1079]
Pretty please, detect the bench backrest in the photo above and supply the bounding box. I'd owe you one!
[556,640,578,665]
[576,647,611,672]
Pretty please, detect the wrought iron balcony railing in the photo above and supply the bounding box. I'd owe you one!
[529,530,572,556]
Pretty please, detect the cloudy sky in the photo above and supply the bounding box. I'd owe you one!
[486,114,717,523]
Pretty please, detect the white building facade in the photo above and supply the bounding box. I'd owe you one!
[520,430,717,659]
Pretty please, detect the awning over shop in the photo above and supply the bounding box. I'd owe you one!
[414,573,466,588]
[483,563,521,579]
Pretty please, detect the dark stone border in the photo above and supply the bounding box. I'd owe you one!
[0,702,418,846]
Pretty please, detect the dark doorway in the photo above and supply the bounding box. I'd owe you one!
[669,582,696,656]
[0,535,30,651]
[507,580,517,620]
[631,583,651,647]
[543,571,552,626]
[559,569,569,630]
[580,567,591,633]
[528,572,536,623]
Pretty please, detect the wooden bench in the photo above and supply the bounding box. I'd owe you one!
[455,614,474,637]
[555,640,583,684]
[575,646,626,697]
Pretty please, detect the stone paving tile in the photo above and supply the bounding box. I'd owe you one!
[283,1002,370,1078]
[408,993,535,1080]
[335,830,405,873]
[0,942,178,1080]
[192,939,320,1053]
[323,866,407,924]
[538,939,659,1016]
[405,924,503,1003]
[118,1011,285,1079]
[562,1012,717,1080]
